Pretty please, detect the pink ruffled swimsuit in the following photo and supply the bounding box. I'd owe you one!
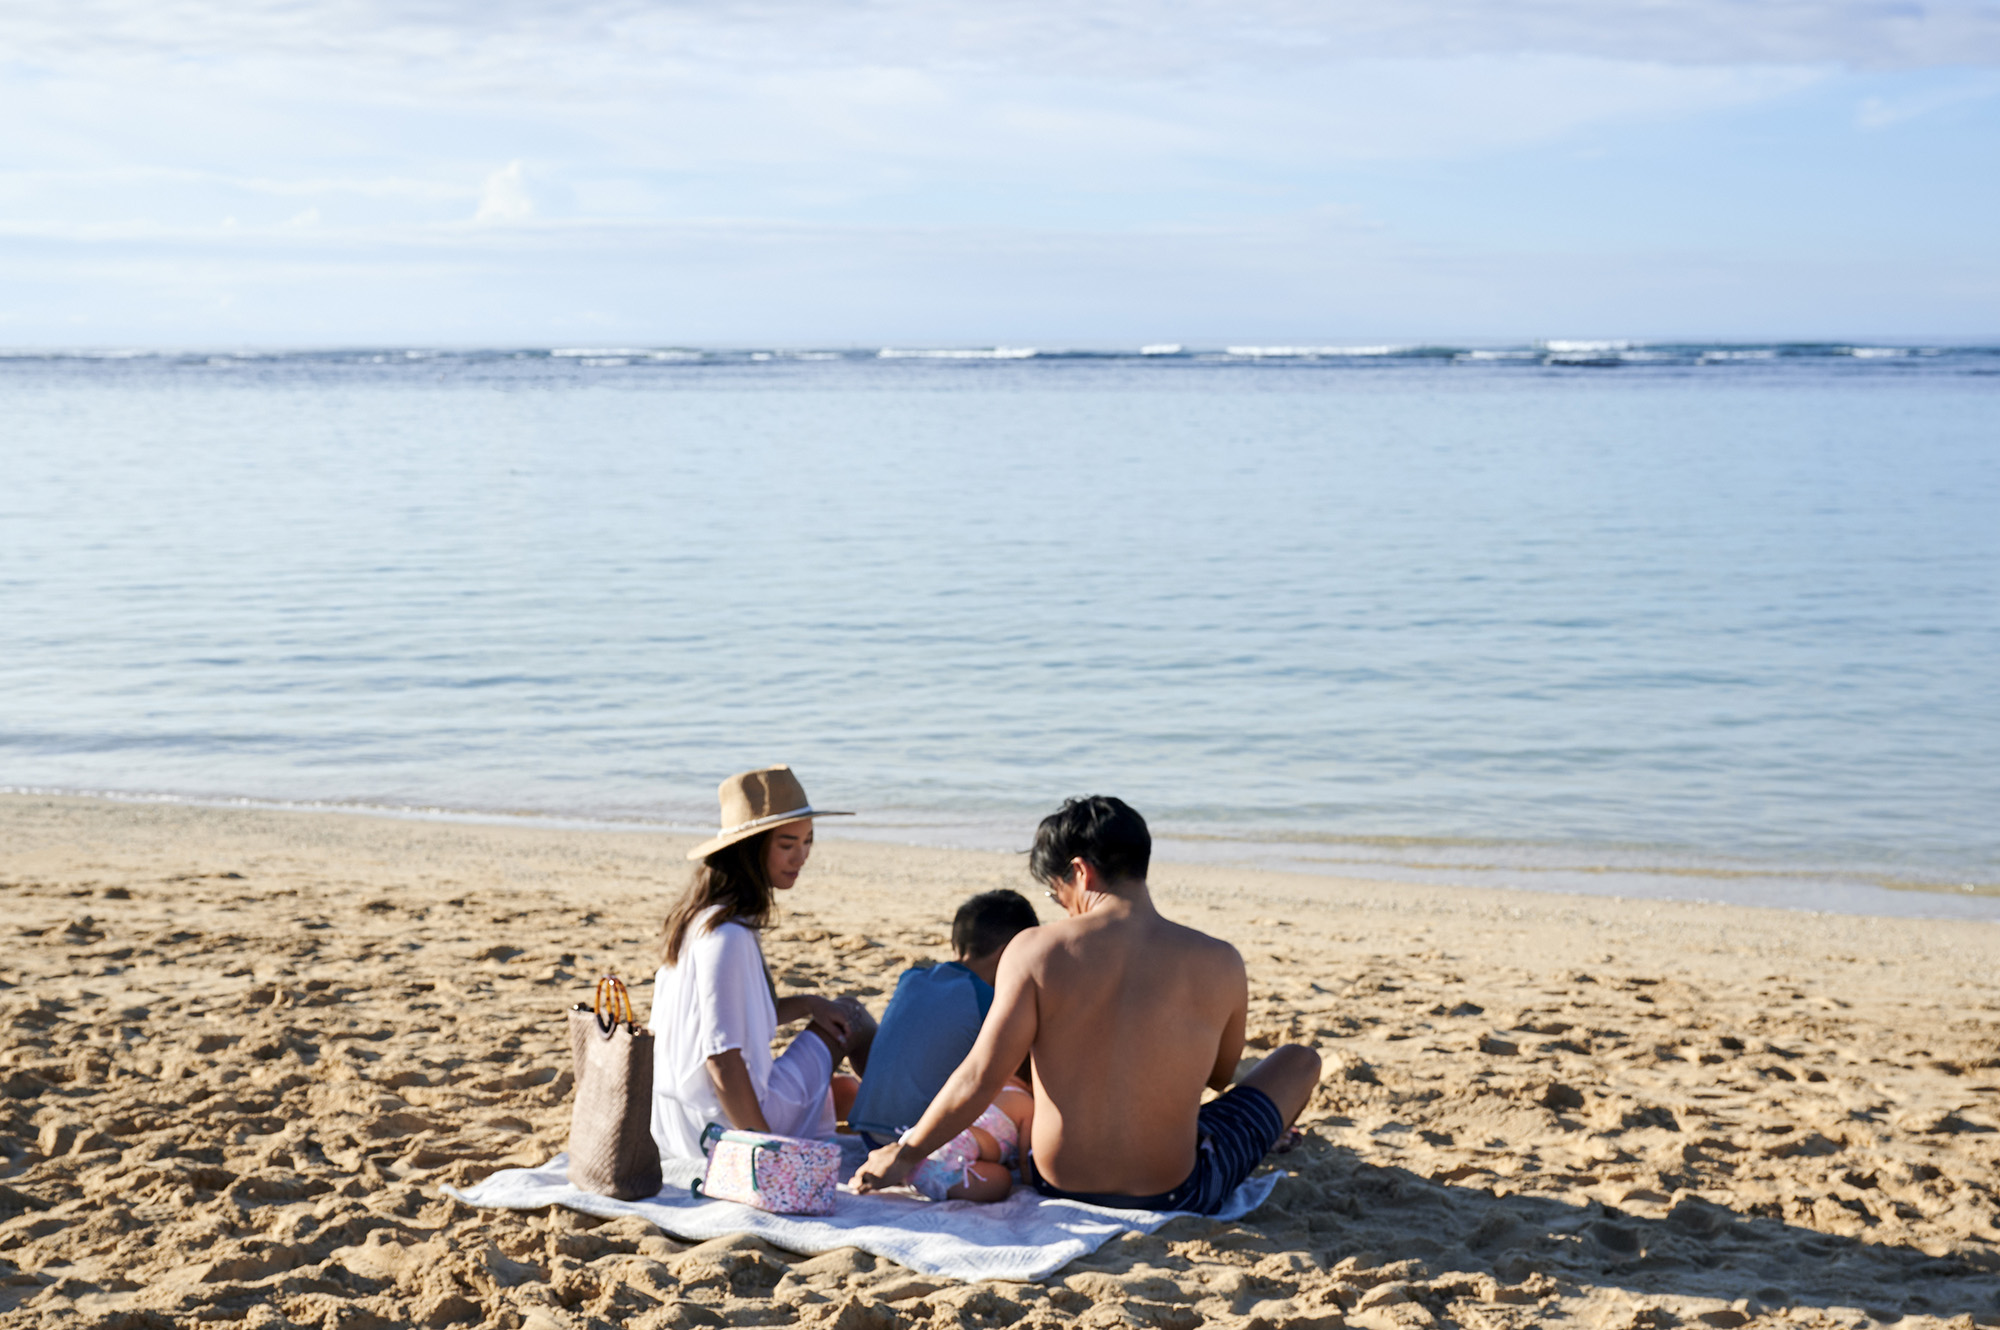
[908,1101,1020,1202]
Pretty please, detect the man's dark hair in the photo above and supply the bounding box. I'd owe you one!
[952,889,1040,961]
[1028,795,1151,888]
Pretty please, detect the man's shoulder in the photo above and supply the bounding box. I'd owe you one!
[995,917,1076,975]
[1157,917,1244,966]
[1009,916,1077,951]
[1165,916,1240,951]
[1022,907,1241,965]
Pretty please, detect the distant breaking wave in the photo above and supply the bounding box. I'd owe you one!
[876,346,1039,359]
[2,342,1994,371]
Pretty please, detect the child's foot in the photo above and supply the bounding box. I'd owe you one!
[1271,1126,1306,1155]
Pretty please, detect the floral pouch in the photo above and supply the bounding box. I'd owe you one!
[693,1124,841,1216]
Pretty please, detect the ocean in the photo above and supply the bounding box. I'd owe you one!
[4,343,1998,919]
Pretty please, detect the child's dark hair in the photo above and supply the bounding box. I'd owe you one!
[952,889,1040,961]
[1028,795,1151,887]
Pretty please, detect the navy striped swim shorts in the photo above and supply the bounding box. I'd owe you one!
[1027,1084,1285,1215]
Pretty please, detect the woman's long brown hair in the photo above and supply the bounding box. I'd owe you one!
[660,830,776,966]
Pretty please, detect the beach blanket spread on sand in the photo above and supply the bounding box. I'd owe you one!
[446,1147,1281,1283]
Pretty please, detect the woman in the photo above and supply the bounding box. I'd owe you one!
[649,765,874,1159]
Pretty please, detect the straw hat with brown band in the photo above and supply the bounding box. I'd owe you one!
[686,765,853,861]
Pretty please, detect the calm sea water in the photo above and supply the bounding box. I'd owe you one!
[5,345,1998,919]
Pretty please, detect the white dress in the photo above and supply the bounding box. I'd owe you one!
[648,905,835,1160]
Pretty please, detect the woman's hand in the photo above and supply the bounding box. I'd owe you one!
[775,993,852,1044]
[802,994,852,1045]
[775,993,875,1073]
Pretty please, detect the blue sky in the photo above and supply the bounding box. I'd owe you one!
[3,0,1998,345]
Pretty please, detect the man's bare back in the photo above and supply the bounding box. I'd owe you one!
[1013,891,1245,1192]
[854,796,1321,1208]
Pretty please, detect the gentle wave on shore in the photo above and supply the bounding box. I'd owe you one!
[8,787,1996,923]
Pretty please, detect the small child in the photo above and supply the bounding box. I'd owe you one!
[845,890,1039,1198]
[906,1074,1033,1202]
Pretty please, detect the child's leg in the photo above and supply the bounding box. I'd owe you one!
[945,1160,1013,1203]
[831,1073,860,1123]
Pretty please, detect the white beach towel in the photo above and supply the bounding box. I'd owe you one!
[445,1150,1282,1283]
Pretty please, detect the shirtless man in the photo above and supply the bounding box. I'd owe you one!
[853,795,1321,1212]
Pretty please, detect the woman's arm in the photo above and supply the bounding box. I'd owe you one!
[705,1049,770,1133]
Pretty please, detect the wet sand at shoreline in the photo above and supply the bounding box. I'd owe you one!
[3,794,1998,1328]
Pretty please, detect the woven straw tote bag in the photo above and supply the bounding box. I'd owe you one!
[565,975,664,1200]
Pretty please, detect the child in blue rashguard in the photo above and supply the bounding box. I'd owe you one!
[846,890,1039,1196]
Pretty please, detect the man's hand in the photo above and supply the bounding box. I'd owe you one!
[851,1141,921,1194]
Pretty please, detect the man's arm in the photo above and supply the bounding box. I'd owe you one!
[852,940,1041,1191]
[1207,947,1249,1091]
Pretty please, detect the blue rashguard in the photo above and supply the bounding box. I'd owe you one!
[846,961,993,1143]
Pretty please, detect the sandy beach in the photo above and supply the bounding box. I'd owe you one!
[3,793,1997,1329]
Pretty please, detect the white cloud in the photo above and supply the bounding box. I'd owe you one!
[1,0,1994,344]
[0,32,1832,230]
[473,161,534,224]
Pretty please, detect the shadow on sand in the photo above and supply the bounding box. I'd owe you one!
[1090,1140,2000,1326]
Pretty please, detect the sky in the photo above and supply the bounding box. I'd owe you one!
[3,0,1999,346]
